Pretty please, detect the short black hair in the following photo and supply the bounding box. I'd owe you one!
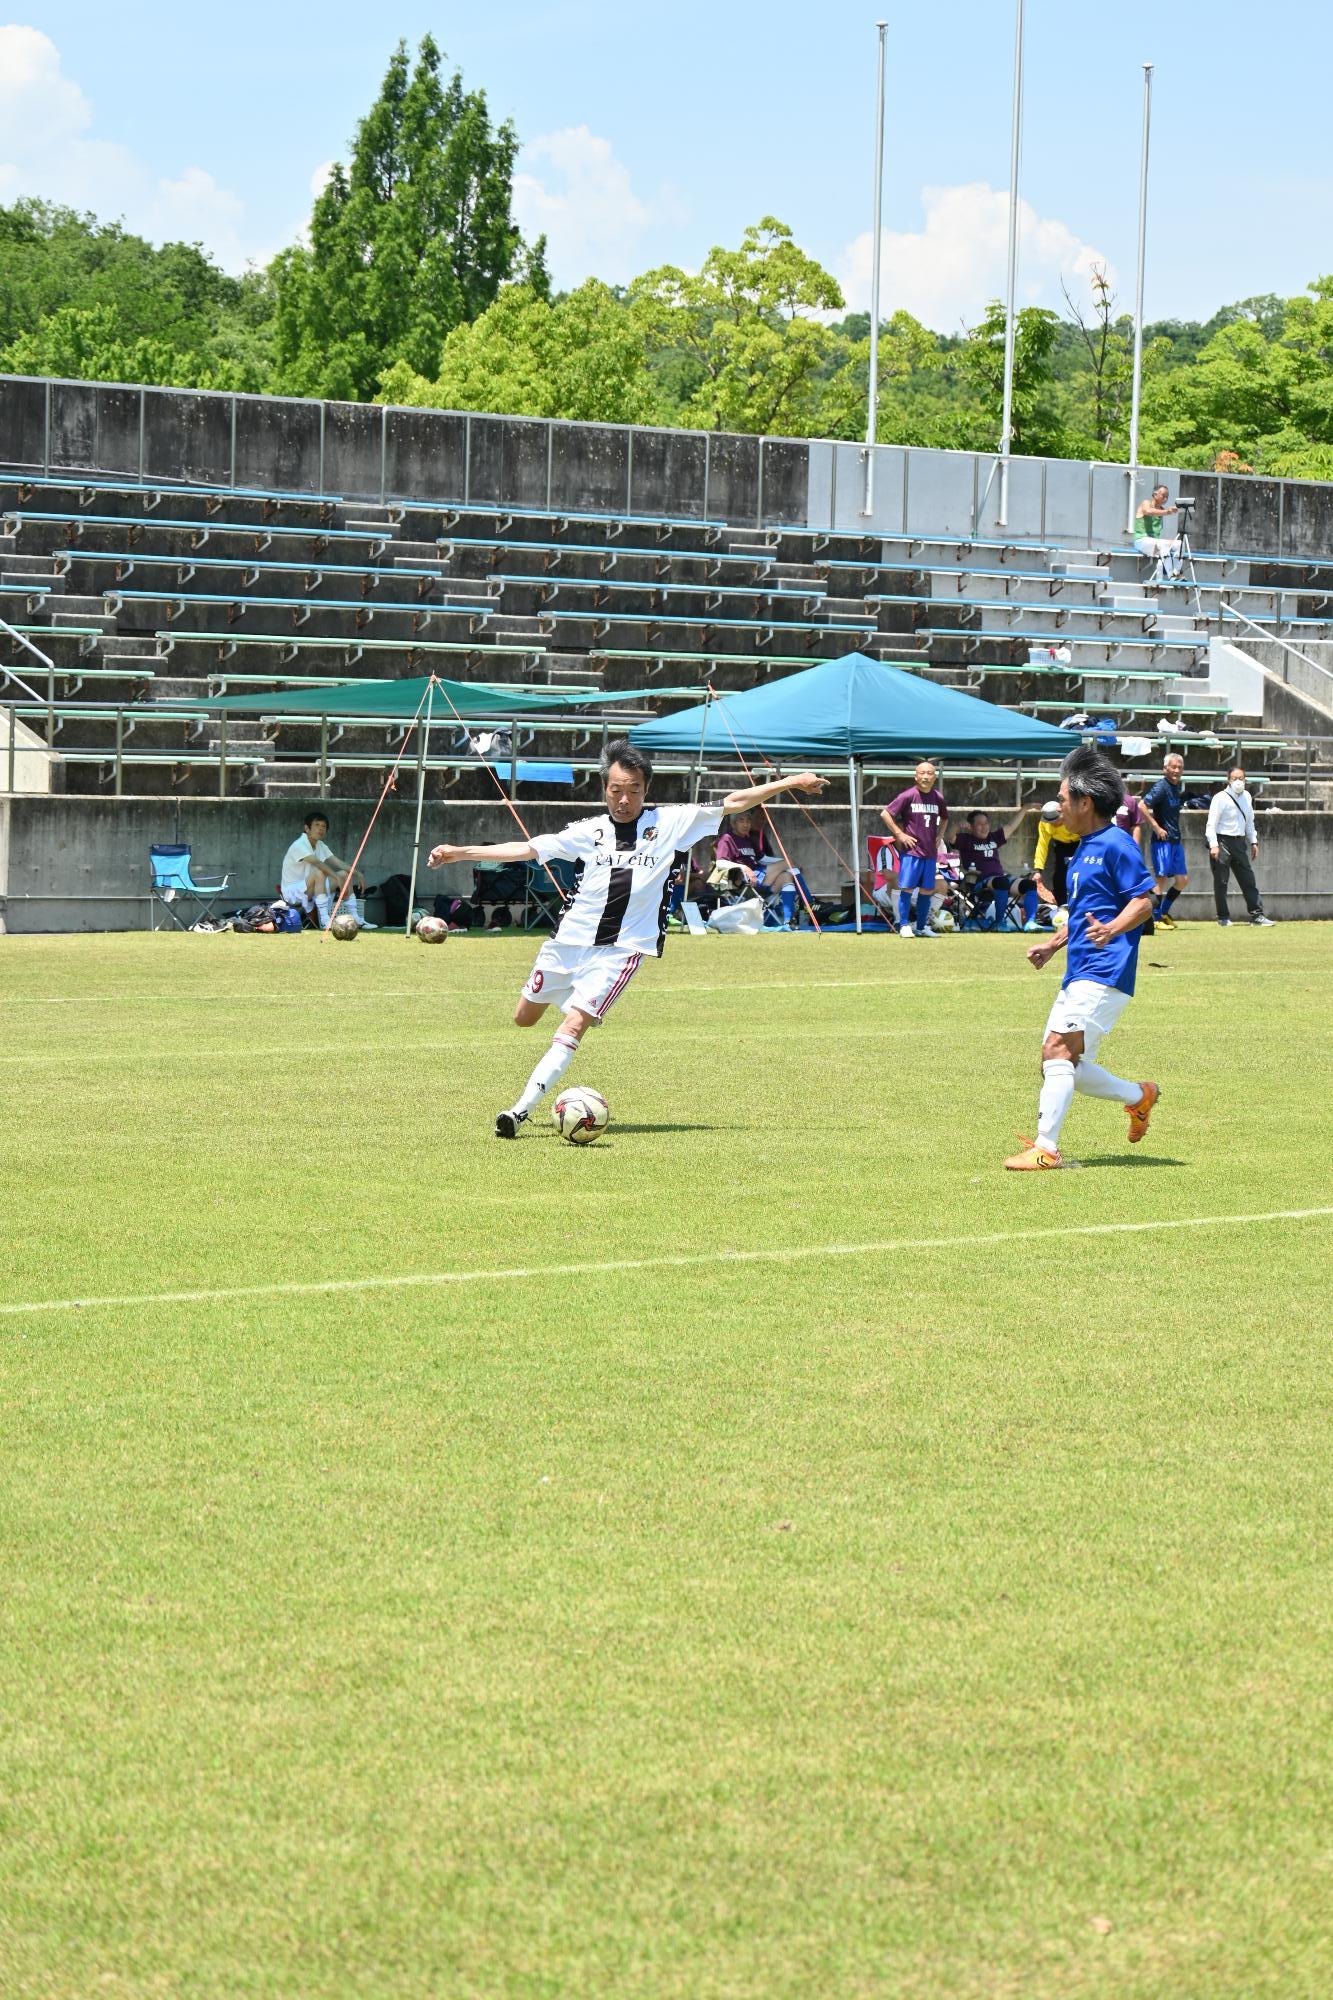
[966,808,989,824]
[601,738,652,786]
[1060,744,1125,820]
[303,807,330,828]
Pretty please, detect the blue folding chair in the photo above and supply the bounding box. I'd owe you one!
[523,857,577,932]
[148,844,233,931]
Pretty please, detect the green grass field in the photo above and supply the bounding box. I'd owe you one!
[2,922,1331,1999]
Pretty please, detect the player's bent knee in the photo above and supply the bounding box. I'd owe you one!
[514,1000,547,1027]
[562,1008,595,1041]
[1042,1030,1083,1065]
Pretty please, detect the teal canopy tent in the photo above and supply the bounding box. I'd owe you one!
[627,652,1075,761]
[629,652,1076,933]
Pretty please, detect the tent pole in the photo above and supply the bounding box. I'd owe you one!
[405,679,435,936]
[849,755,862,934]
[692,686,710,803]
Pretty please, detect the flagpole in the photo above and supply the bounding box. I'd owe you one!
[997,0,1025,528]
[405,678,435,935]
[1126,61,1154,534]
[861,20,888,518]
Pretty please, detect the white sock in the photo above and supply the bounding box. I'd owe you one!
[1075,1060,1140,1105]
[513,1032,579,1117]
[342,891,360,921]
[315,890,334,926]
[1036,1058,1076,1155]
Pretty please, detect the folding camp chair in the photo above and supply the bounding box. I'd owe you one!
[522,857,577,932]
[148,844,233,932]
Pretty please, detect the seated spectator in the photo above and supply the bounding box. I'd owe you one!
[713,807,804,928]
[280,809,373,928]
[864,833,900,922]
[955,809,1027,931]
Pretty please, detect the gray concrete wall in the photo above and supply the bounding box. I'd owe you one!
[2,795,1329,931]
[6,372,1333,556]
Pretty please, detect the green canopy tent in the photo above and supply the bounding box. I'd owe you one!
[148,673,698,933]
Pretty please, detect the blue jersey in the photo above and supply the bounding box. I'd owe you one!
[1063,824,1155,997]
[1143,776,1184,841]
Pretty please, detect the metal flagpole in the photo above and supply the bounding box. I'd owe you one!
[861,20,889,518]
[997,0,1025,528]
[404,677,436,934]
[848,757,863,933]
[1126,61,1154,534]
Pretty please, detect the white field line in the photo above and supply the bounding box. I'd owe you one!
[3,1207,1330,1320]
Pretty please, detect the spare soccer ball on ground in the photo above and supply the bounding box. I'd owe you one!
[931,908,958,933]
[415,915,449,943]
[328,912,360,941]
[552,1087,610,1145]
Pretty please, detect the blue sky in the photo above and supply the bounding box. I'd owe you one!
[3,1,1330,329]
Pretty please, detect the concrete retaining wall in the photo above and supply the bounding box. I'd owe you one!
[6,372,1333,556]
[2,794,1329,931]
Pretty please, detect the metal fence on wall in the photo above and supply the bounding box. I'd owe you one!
[3,371,1333,558]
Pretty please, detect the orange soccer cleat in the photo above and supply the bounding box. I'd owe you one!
[1126,1081,1160,1144]
[1004,1140,1066,1171]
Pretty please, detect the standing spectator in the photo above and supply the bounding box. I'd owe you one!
[881,759,949,939]
[1206,767,1275,927]
[713,807,802,927]
[1143,752,1189,927]
[956,809,1027,930]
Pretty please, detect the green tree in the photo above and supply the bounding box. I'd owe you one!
[378,281,662,424]
[630,218,844,434]
[0,197,272,385]
[956,300,1061,453]
[272,36,523,401]
[815,309,943,441]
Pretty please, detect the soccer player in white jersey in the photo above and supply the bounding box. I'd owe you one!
[428,739,827,1137]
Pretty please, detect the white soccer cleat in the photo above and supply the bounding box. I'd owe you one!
[899,924,915,939]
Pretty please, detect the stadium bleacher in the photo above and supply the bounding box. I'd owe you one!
[3,468,1333,806]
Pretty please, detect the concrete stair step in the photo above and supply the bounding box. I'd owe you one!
[391,541,440,560]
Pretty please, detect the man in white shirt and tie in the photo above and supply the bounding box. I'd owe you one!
[1206,767,1274,927]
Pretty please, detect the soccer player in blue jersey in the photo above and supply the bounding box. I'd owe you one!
[1143,751,1188,927]
[1005,745,1159,1171]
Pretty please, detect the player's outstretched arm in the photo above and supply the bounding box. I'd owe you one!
[721,772,828,812]
[428,839,537,867]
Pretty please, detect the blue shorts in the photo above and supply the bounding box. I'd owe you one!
[899,854,938,893]
[1152,840,1187,878]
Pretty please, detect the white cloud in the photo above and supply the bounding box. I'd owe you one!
[309,160,335,199]
[514,125,682,286]
[0,24,263,269]
[838,181,1113,331]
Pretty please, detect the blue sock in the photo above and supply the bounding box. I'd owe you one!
[780,885,796,924]
[669,879,683,914]
[1023,886,1039,924]
[898,889,913,927]
[1161,886,1180,915]
[914,892,932,931]
[992,885,1008,925]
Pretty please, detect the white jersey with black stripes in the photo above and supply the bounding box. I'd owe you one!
[530,804,724,955]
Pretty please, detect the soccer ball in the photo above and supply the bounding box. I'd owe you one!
[415,915,449,943]
[1040,799,1063,823]
[552,1086,609,1145]
[931,908,957,933]
[328,912,360,941]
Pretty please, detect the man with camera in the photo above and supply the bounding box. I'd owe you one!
[1134,484,1185,582]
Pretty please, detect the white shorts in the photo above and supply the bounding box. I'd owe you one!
[521,939,644,1022]
[1044,978,1130,1059]
[281,881,317,911]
